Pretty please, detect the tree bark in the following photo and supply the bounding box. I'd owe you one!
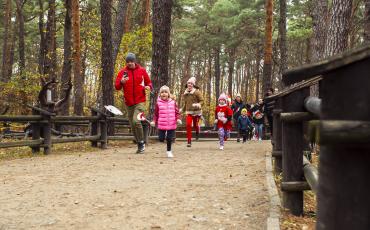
[324,0,353,57]
[227,48,236,97]
[365,0,370,43]
[311,0,328,62]
[100,0,115,107]
[150,0,173,118]
[124,0,132,33]
[1,0,13,83]
[256,45,262,101]
[44,0,57,82]
[112,0,128,66]
[278,0,287,90]
[16,0,27,113]
[214,47,221,102]
[60,0,73,116]
[262,0,274,95]
[72,0,83,115]
[142,0,151,26]
[38,0,46,75]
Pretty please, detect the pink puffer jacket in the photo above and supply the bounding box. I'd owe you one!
[154,98,180,130]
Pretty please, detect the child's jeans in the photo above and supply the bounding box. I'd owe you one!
[218,128,230,146]
[158,129,175,151]
[255,124,263,139]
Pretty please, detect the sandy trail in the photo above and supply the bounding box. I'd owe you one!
[0,140,271,230]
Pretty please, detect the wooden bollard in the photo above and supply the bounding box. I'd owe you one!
[100,119,108,149]
[316,56,370,229]
[42,114,52,155]
[281,87,310,216]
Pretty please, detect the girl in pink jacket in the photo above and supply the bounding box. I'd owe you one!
[151,85,181,158]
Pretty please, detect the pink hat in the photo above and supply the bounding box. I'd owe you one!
[218,93,227,102]
[187,77,196,85]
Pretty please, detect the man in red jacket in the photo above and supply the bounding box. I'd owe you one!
[115,53,152,153]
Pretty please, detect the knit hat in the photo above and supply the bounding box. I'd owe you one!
[187,77,196,85]
[235,93,241,98]
[126,52,136,62]
[241,108,247,114]
[218,93,227,102]
[159,85,170,94]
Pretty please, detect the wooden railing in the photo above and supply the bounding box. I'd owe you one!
[267,45,370,229]
[0,107,148,154]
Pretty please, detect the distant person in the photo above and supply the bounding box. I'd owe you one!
[264,88,274,136]
[237,108,253,143]
[150,85,181,158]
[231,93,245,142]
[181,77,203,147]
[252,99,265,141]
[115,52,152,154]
[214,93,233,150]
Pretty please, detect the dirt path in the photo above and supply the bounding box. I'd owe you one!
[0,140,271,230]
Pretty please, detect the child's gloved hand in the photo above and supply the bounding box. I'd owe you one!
[150,121,156,127]
[177,119,182,125]
[179,108,183,113]
[222,118,227,124]
[214,119,218,124]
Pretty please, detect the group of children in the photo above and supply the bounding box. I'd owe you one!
[150,76,265,158]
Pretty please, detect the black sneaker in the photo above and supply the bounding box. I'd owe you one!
[237,138,240,142]
[136,141,145,154]
[187,141,191,147]
[195,133,199,141]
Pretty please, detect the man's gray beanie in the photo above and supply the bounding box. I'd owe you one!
[126,52,136,62]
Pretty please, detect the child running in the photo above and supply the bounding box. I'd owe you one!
[151,85,181,158]
[237,108,253,143]
[214,93,233,150]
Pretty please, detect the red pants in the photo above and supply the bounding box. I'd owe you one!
[186,114,200,142]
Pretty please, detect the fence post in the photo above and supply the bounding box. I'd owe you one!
[90,109,99,147]
[42,114,52,154]
[31,109,41,153]
[316,58,370,229]
[281,87,310,216]
[100,116,108,149]
[272,97,283,173]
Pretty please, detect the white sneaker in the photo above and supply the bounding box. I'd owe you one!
[167,151,174,158]
[219,145,224,150]
[259,138,262,141]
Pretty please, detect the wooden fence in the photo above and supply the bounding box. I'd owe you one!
[267,45,370,229]
[0,107,149,154]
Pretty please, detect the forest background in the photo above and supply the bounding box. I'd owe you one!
[1,0,369,125]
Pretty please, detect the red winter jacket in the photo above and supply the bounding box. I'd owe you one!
[215,105,233,130]
[115,64,152,106]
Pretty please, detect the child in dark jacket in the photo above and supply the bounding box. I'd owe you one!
[238,108,253,143]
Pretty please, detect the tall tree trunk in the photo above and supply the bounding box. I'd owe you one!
[142,0,150,26]
[150,0,173,118]
[256,45,262,101]
[365,0,370,43]
[324,0,353,57]
[227,48,235,97]
[72,0,83,115]
[214,47,221,102]
[16,0,27,113]
[112,0,128,66]
[278,0,287,90]
[124,0,132,33]
[311,0,328,62]
[44,0,57,82]
[100,0,115,106]
[38,0,46,75]
[262,0,274,95]
[1,0,13,83]
[60,0,73,116]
